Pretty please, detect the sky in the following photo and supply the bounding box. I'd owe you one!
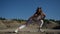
[0,0,60,20]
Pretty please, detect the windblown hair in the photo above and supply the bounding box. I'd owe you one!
[35,7,42,15]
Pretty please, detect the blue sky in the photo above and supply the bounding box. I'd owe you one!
[0,0,60,20]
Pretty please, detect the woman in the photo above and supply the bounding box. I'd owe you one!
[14,7,46,33]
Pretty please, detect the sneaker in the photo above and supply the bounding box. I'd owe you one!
[40,29,45,32]
[14,29,18,33]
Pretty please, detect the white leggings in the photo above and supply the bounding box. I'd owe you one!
[40,20,44,28]
[15,20,44,33]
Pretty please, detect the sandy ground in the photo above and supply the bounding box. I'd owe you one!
[0,20,60,34]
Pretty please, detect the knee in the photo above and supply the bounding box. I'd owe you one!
[41,20,43,23]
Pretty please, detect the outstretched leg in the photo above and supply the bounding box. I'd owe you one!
[15,25,26,33]
[14,19,33,33]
